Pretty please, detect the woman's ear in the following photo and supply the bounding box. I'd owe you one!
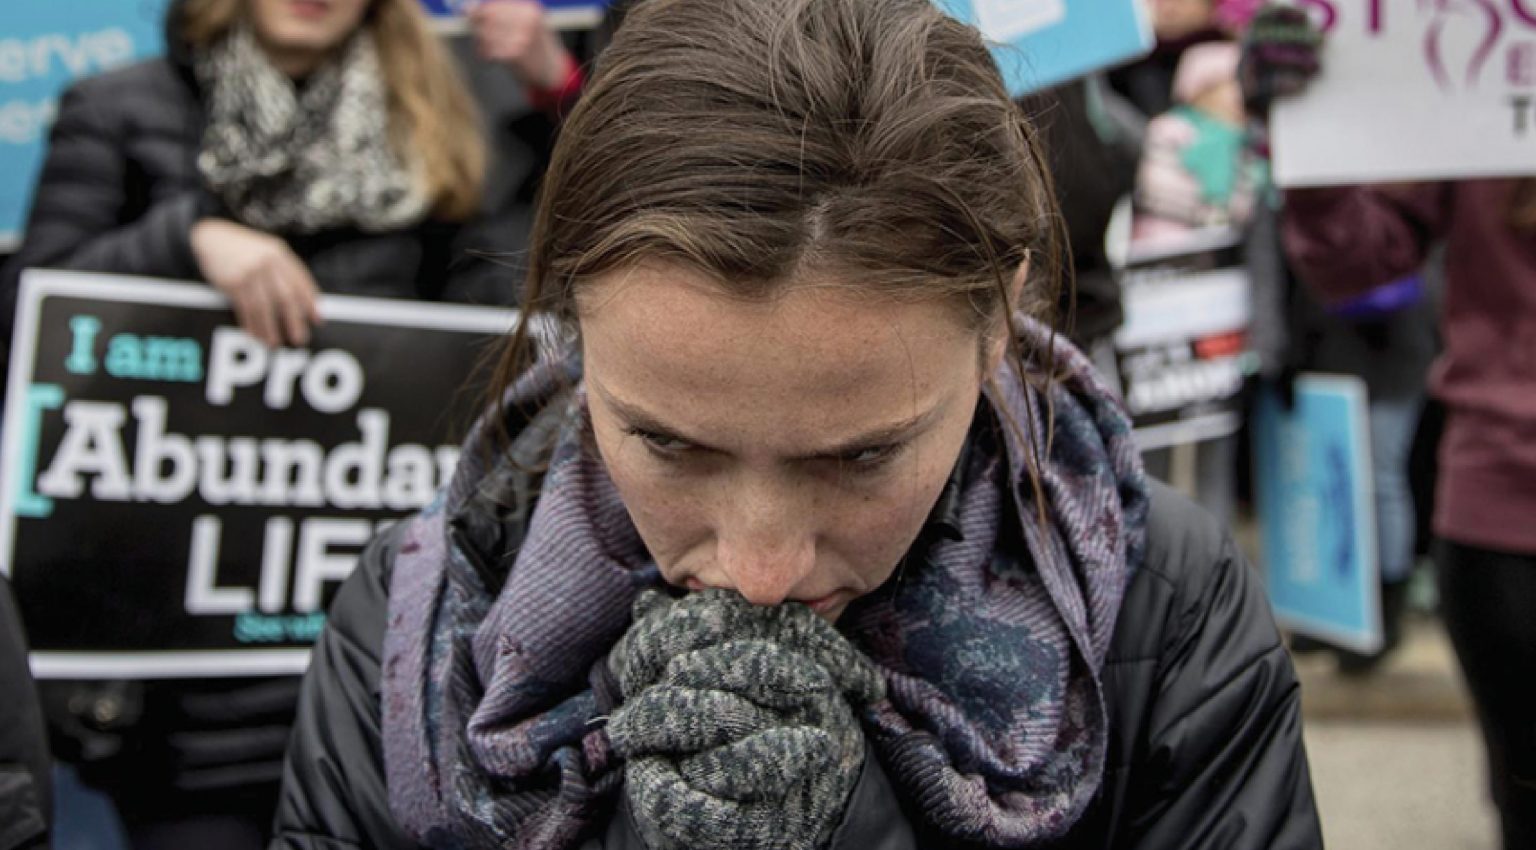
[983,256,1030,377]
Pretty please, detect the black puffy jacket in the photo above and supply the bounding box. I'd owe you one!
[271,443,1323,848]
[1027,77,1142,350]
[0,576,50,850]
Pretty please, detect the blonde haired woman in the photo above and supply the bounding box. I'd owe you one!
[0,1,511,846]
[3,0,487,349]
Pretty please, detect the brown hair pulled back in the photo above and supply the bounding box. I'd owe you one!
[489,0,1066,445]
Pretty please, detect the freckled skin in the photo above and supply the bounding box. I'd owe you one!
[579,262,992,622]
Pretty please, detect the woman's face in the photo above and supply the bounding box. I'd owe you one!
[248,0,372,76]
[1153,0,1213,40]
[581,263,987,623]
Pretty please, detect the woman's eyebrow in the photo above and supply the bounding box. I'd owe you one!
[593,383,726,451]
[594,378,947,460]
[804,406,944,461]
[624,404,940,461]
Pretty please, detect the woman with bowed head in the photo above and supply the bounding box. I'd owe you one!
[273,0,1322,847]
[1,0,489,845]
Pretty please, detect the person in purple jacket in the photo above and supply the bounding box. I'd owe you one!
[1249,7,1536,846]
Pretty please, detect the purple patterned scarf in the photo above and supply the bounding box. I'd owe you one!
[381,319,1148,848]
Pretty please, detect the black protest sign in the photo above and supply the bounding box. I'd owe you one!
[1114,239,1254,451]
[0,271,514,677]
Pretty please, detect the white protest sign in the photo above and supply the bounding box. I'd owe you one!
[1,270,518,678]
[1272,0,1536,186]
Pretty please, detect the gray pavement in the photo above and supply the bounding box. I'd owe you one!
[1232,511,1504,848]
[1306,721,1498,850]
[1293,616,1473,723]
[1296,617,1502,849]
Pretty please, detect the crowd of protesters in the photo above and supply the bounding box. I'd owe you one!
[0,0,1531,848]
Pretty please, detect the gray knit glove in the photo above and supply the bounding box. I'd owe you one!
[605,589,885,850]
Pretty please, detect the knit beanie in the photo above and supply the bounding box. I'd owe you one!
[1238,4,1324,113]
[605,589,886,850]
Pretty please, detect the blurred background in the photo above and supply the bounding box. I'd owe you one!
[0,0,1526,847]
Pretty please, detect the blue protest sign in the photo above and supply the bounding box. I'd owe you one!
[934,0,1154,96]
[1253,374,1382,653]
[0,1,172,249]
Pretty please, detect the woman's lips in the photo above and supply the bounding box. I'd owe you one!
[289,0,331,20]
[681,577,844,613]
[802,592,845,615]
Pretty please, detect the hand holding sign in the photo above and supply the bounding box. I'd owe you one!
[190,219,322,348]
[468,0,575,91]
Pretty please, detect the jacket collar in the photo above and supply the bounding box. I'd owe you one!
[921,437,968,545]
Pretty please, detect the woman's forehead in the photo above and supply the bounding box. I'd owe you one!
[577,263,981,438]
[576,261,974,330]
[577,263,976,364]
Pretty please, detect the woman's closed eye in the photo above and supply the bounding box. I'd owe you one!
[621,423,907,475]
[623,425,695,458]
[834,442,905,474]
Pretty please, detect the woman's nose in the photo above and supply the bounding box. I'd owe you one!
[713,486,818,606]
[717,536,818,605]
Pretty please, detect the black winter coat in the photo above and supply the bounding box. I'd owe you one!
[271,455,1323,848]
[1028,77,1142,350]
[0,576,50,850]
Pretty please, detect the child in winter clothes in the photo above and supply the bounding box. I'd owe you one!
[1132,42,1268,251]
